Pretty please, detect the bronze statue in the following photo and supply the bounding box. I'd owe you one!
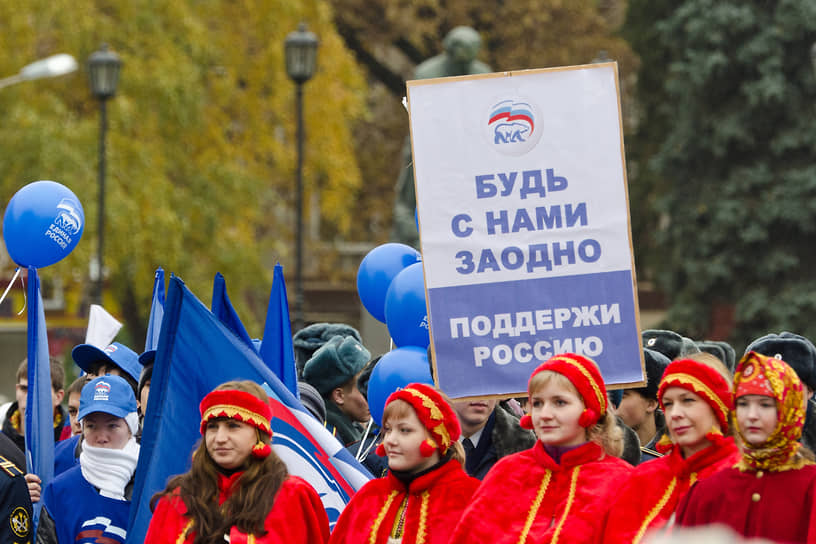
[392,26,491,247]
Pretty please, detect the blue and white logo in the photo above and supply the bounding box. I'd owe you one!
[486,99,543,156]
[54,198,82,235]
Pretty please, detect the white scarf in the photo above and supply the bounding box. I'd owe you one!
[80,437,140,500]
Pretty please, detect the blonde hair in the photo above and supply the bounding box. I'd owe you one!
[382,396,466,466]
[528,369,623,457]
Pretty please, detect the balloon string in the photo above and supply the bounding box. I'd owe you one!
[18,271,26,315]
[0,267,21,308]
[358,429,382,463]
[356,418,375,461]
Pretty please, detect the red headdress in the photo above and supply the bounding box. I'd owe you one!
[200,389,274,459]
[734,351,807,471]
[375,383,461,458]
[519,353,608,430]
[656,358,733,453]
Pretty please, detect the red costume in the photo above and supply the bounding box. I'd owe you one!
[677,351,816,543]
[601,437,739,543]
[329,458,478,544]
[602,356,740,544]
[145,472,329,544]
[330,383,478,544]
[677,464,816,543]
[450,440,633,544]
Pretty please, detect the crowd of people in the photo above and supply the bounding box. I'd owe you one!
[1,325,816,543]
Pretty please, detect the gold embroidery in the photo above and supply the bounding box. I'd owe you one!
[201,404,272,434]
[516,470,551,544]
[551,467,581,543]
[553,355,605,413]
[664,374,728,417]
[370,490,400,544]
[176,519,194,544]
[633,477,677,544]
[405,388,451,448]
[416,490,430,544]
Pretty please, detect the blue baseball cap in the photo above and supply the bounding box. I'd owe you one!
[78,375,137,421]
[72,342,143,383]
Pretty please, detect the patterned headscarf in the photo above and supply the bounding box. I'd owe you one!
[734,351,809,471]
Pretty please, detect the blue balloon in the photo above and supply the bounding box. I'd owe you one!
[3,181,85,268]
[357,243,421,323]
[385,262,429,348]
[367,346,432,425]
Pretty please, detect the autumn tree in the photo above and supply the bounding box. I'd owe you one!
[0,0,367,340]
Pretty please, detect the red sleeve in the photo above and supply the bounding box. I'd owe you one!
[145,494,189,544]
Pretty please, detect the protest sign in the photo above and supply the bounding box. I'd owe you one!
[408,63,644,398]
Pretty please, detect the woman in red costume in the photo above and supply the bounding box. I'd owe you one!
[602,353,740,544]
[449,353,633,544]
[677,351,816,542]
[145,381,329,544]
[329,382,479,544]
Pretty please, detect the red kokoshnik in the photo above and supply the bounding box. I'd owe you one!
[199,389,274,459]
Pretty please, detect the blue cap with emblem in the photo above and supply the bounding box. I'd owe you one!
[78,375,137,421]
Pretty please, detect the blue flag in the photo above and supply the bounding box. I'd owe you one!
[259,263,298,397]
[145,267,165,351]
[25,267,54,529]
[126,276,371,543]
[211,271,254,350]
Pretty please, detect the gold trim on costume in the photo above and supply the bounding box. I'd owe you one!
[664,374,727,418]
[176,520,194,544]
[370,490,400,544]
[554,356,605,414]
[633,477,677,544]
[551,466,581,543]
[416,490,430,544]
[201,404,272,434]
[516,470,552,544]
[405,388,451,448]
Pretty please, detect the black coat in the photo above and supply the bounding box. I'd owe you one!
[465,403,537,480]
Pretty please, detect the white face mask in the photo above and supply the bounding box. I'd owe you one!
[80,437,140,500]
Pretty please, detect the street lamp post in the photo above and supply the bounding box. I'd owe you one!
[0,53,78,90]
[285,24,318,332]
[87,44,122,306]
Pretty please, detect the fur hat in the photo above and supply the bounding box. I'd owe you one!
[744,332,816,391]
[375,383,461,457]
[658,358,732,433]
[631,348,671,401]
[642,329,700,361]
[199,388,273,459]
[520,353,608,429]
[293,323,362,365]
[696,341,736,373]
[302,335,370,396]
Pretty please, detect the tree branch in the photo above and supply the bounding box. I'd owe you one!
[333,20,406,97]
